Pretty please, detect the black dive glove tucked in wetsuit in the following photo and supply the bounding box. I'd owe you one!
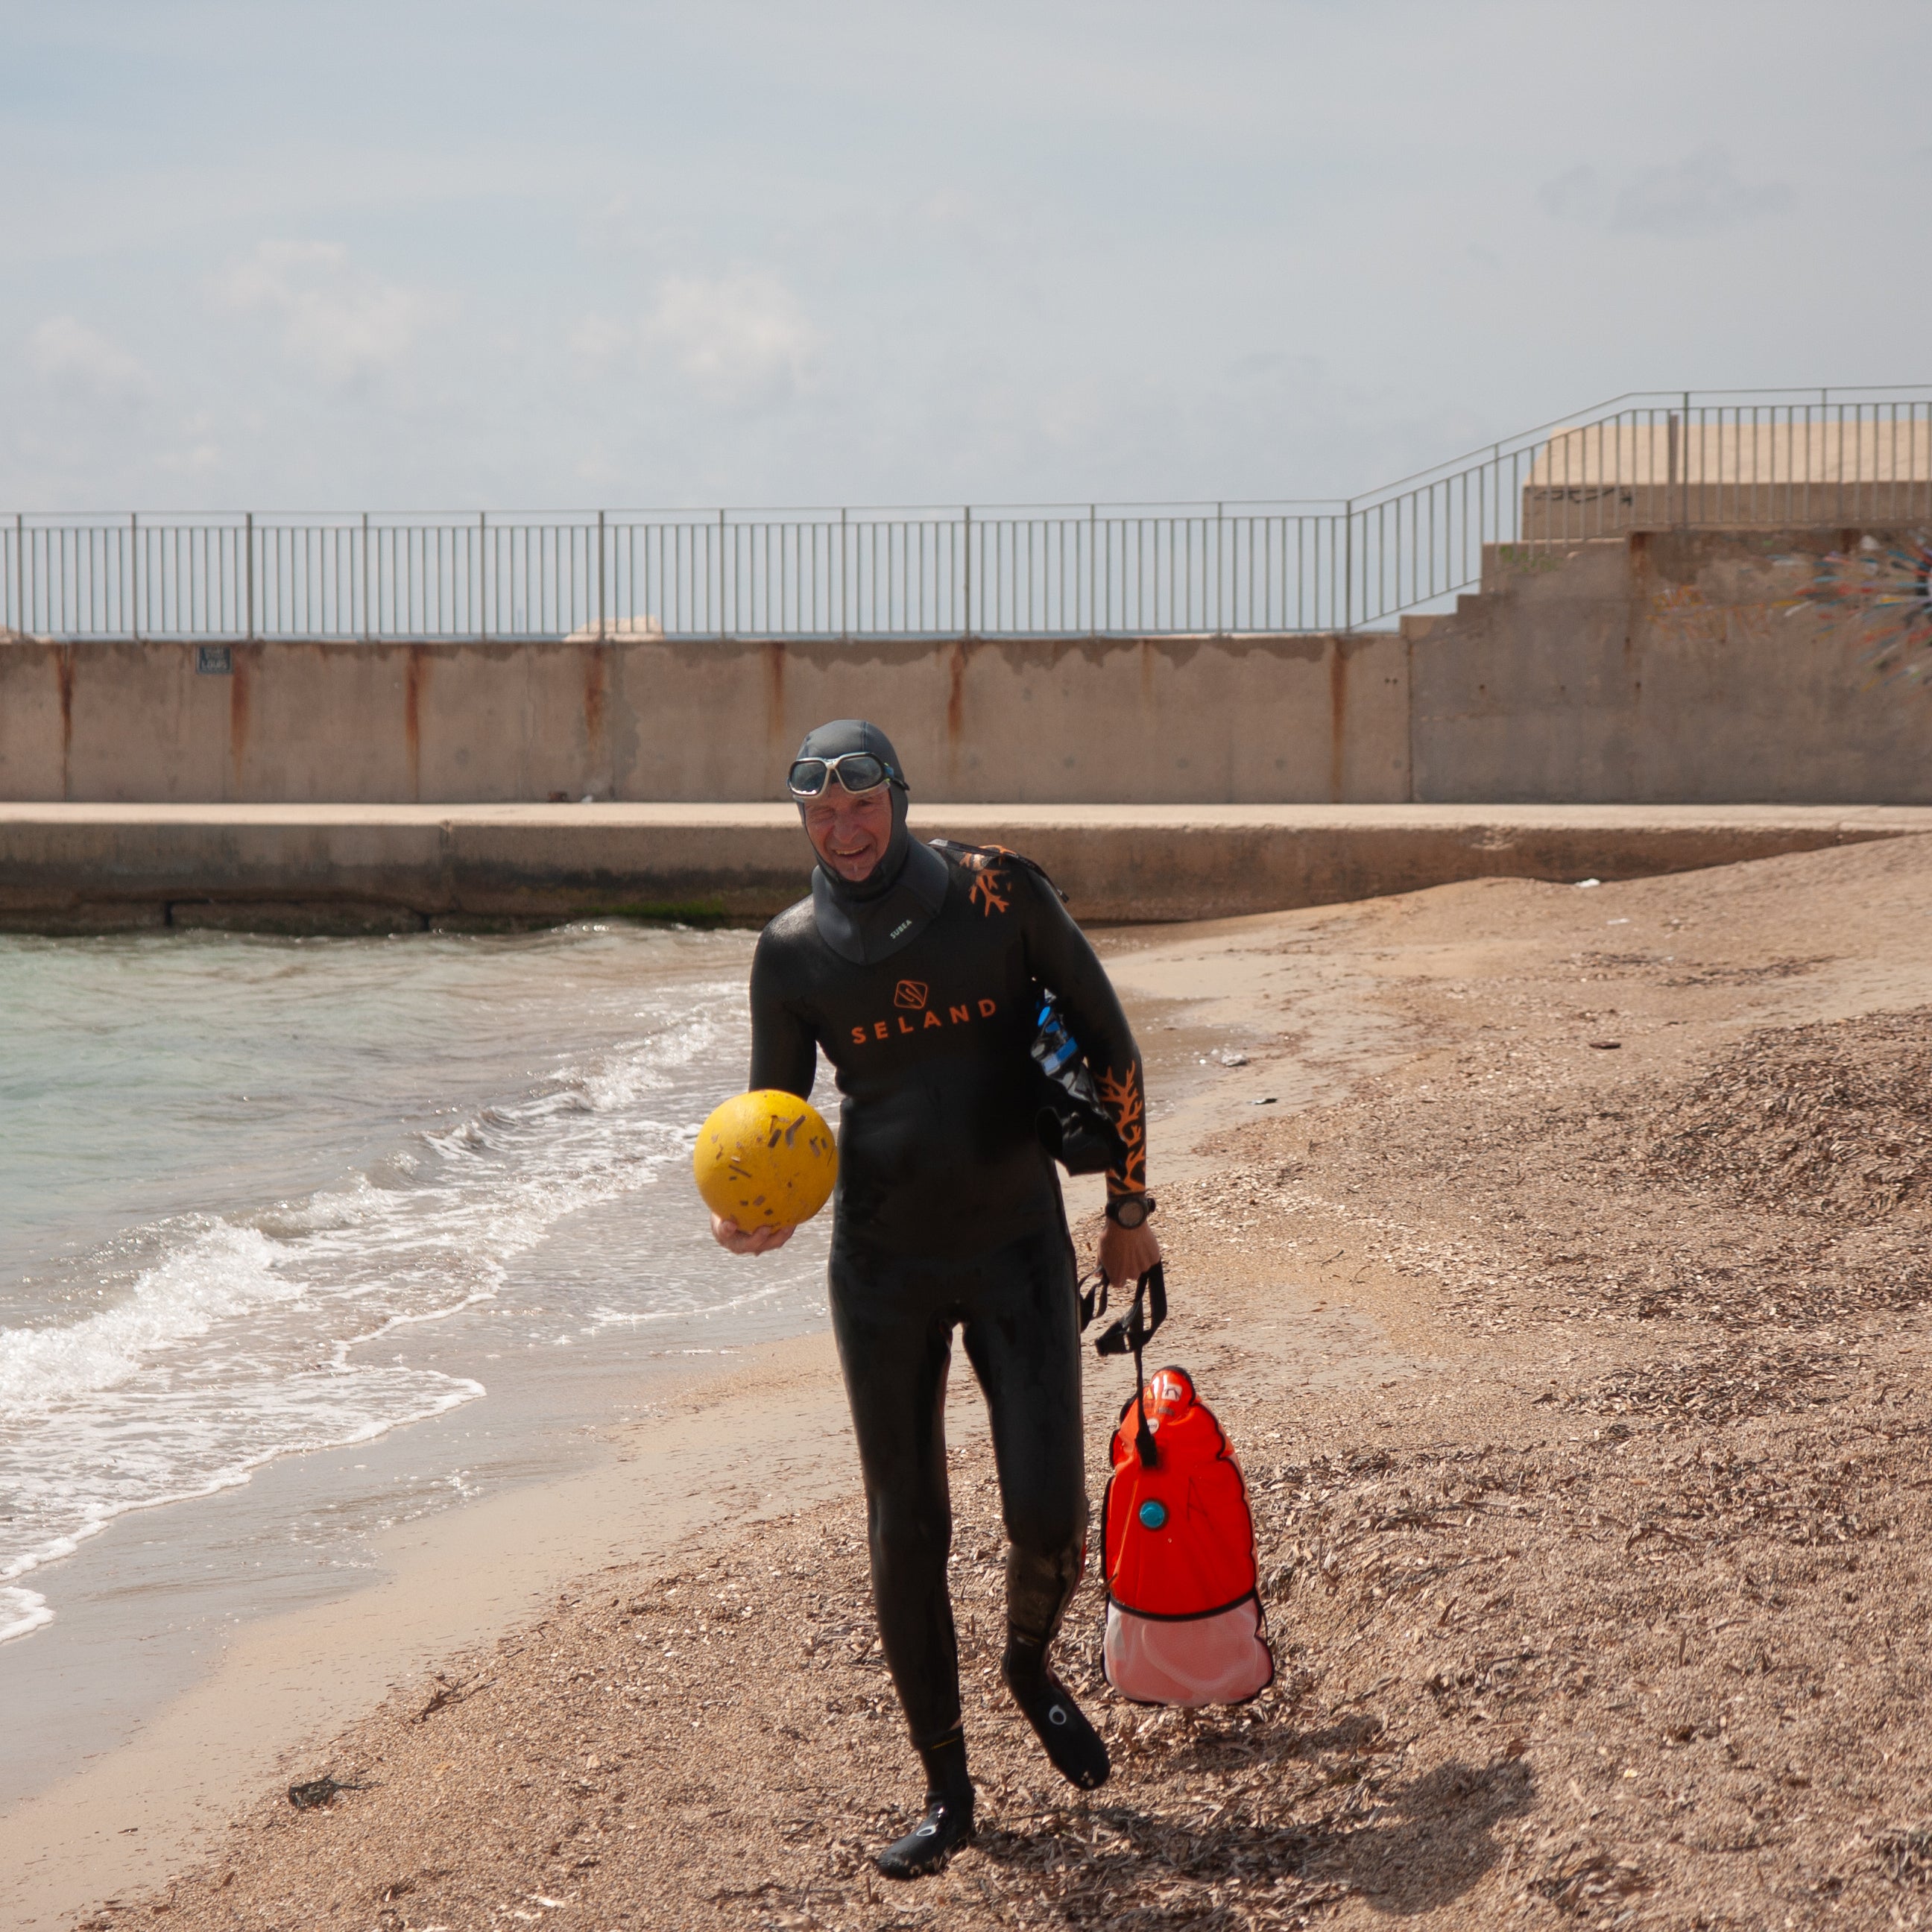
[749,844,1148,1250]
[748,839,1149,1779]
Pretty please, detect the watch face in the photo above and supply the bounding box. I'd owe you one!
[1114,1199,1145,1228]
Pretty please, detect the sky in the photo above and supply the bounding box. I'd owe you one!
[3,0,1928,514]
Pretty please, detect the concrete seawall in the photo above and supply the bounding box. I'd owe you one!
[7,526,1932,808]
[1405,531,1932,804]
[4,804,1926,932]
[0,631,1409,807]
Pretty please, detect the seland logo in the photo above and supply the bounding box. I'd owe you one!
[850,989,997,1046]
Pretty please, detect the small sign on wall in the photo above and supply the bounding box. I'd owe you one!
[196,645,233,675]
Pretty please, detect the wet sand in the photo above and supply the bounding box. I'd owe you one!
[13,833,1932,1931]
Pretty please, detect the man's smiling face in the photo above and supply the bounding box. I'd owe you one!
[804,783,894,883]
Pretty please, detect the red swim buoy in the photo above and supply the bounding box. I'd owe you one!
[1099,1366,1275,1707]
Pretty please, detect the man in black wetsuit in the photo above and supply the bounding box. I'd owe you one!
[710,719,1160,1878]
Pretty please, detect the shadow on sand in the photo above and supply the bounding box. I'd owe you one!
[1333,1755,1534,1914]
[974,1729,1532,1926]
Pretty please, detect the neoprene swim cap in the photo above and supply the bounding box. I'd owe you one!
[794,719,950,965]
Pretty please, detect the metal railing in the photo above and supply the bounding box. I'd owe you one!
[7,387,1928,643]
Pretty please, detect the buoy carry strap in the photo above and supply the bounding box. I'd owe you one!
[1093,1263,1167,1468]
[926,839,1067,903]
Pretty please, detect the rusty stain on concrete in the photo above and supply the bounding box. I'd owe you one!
[584,643,608,765]
[1328,640,1348,802]
[57,645,74,801]
[228,650,251,798]
[764,641,786,752]
[946,640,967,748]
[404,648,427,802]
[941,640,975,785]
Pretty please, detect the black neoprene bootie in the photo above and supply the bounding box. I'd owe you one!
[876,1792,975,1878]
[877,1727,975,1879]
[1002,1638,1111,1790]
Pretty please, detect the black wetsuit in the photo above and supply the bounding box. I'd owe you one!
[749,844,1146,1751]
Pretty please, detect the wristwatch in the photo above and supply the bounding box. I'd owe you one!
[1104,1193,1156,1230]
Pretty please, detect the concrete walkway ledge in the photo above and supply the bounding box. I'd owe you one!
[1,802,1928,933]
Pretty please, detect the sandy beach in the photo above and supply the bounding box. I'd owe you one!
[11,830,1932,1931]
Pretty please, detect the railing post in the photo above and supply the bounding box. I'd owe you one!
[479,511,488,642]
[1667,408,1681,529]
[1681,391,1691,528]
[717,506,727,639]
[244,511,255,641]
[1088,504,1097,637]
[10,513,19,635]
[1215,500,1224,634]
[129,512,139,642]
[1342,499,1353,634]
[596,508,606,640]
[962,505,972,637]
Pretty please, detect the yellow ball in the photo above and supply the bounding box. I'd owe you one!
[692,1090,839,1230]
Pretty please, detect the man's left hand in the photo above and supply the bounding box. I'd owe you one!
[1098,1218,1161,1289]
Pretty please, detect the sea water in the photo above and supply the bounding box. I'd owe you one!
[0,923,832,1650]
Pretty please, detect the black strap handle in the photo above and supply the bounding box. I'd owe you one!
[1093,1263,1167,1468]
[1078,1270,1108,1333]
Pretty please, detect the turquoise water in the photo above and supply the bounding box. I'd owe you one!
[0,924,831,1646]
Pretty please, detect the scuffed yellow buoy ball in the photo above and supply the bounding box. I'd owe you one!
[692,1090,838,1230]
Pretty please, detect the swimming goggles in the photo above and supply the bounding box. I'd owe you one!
[787,751,897,798]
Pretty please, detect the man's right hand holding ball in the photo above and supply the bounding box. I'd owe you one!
[711,1213,797,1255]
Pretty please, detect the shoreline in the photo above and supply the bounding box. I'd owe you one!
[0,914,842,1846]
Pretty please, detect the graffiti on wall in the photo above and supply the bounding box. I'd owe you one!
[1793,534,1932,686]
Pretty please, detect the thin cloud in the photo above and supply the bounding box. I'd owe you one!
[214,241,436,384]
[567,312,630,370]
[1539,151,1793,236]
[29,316,151,398]
[640,269,817,407]
[157,435,223,477]
[1611,149,1794,234]
[1538,165,1604,224]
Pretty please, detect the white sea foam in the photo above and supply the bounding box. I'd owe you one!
[0,1222,300,1415]
[0,950,821,1646]
[0,1585,52,1645]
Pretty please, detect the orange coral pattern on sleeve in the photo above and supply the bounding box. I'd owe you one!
[1096,1061,1147,1196]
[949,843,1017,918]
[968,865,1011,917]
